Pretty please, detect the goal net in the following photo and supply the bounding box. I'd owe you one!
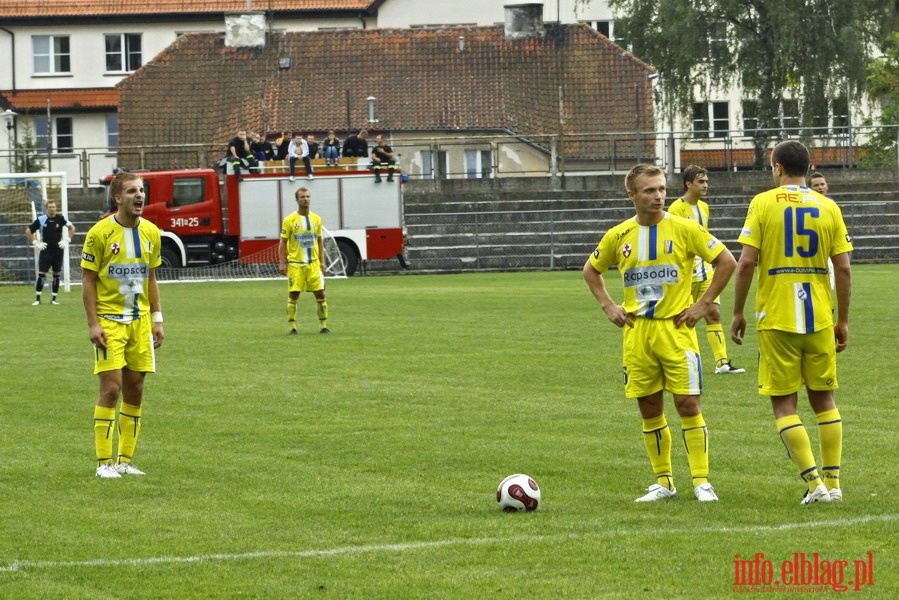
[132,225,347,283]
[0,172,69,289]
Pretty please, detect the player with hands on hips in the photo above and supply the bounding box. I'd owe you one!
[584,164,737,504]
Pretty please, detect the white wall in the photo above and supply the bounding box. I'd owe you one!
[376,0,611,28]
[0,18,362,91]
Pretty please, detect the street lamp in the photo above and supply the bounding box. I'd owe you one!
[2,109,17,172]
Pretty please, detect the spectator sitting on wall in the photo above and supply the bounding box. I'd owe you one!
[370,134,396,183]
[228,130,253,176]
[306,134,320,161]
[275,131,292,161]
[342,129,369,157]
[250,132,275,164]
[322,130,341,166]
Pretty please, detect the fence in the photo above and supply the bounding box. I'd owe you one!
[2,125,897,189]
[1,188,896,287]
[398,199,899,275]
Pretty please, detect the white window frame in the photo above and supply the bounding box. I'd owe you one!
[106,114,119,152]
[32,35,71,75]
[419,149,448,179]
[692,101,730,139]
[33,116,75,154]
[105,33,143,74]
[464,149,492,179]
[704,22,728,62]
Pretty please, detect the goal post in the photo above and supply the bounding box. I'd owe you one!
[0,172,69,290]
[322,226,347,279]
[149,226,347,283]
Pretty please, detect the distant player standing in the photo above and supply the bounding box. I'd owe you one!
[81,171,164,478]
[24,200,75,305]
[731,141,852,505]
[667,165,744,374]
[583,164,736,503]
[279,187,330,334]
[808,171,836,290]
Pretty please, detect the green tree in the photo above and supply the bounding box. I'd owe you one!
[863,31,899,167]
[600,0,893,167]
[13,122,46,173]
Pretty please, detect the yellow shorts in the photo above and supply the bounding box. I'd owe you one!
[287,262,324,293]
[690,278,720,304]
[622,317,702,398]
[93,315,156,375]
[757,328,838,396]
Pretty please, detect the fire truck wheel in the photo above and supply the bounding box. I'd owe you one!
[161,245,181,268]
[337,240,358,276]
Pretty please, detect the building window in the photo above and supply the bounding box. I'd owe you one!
[419,150,449,179]
[808,105,830,133]
[34,117,74,153]
[587,20,610,38]
[742,100,759,135]
[781,99,800,134]
[435,150,447,179]
[706,22,728,62]
[692,103,709,136]
[464,149,492,179]
[586,20,629,50]
[692,102,729,138]
[105,33,142,73]
[419,151,433,179]
[33,35,71,75]
[711,102,729,138]
[831,96,849,135]
[106,114,119,152]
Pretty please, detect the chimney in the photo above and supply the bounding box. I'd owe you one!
[225,11,267,48]
[504,3,545,40]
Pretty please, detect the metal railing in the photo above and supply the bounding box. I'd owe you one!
[1,124,897,189]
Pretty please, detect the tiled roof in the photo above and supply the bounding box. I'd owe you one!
[118,25,655,160]
[0,1,377,18]
[1,88,119,111]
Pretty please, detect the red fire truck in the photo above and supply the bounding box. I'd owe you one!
[101,168,406,275]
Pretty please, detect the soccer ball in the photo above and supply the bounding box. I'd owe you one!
[496,474,541,512]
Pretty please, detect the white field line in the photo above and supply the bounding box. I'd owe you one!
[1,513,895,573]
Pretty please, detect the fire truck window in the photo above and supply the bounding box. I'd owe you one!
[172,178,204,207]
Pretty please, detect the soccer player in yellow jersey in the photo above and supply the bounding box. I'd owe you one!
[584,164,736,503]
[81,171,164,479]
[667,165,744,375]
[279,187,330,334]
[731,141,852,506]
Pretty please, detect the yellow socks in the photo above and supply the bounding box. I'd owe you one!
[642,414,673,490]
[776,415,822,492]
[316,298,328,329]
[816,408,842,490]
[93,405,117,464]
[117,402,142,464]
[287,299,297,330]
[681,413,709,486]
[706,324,727,365]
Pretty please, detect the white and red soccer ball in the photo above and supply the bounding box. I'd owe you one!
[496,474,541,512]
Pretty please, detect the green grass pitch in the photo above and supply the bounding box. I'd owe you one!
[1,266,897,598]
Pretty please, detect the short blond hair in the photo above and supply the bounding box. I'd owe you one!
[625,164,665,192]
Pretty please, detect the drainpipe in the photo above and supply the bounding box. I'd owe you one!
[0,28,15,92]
